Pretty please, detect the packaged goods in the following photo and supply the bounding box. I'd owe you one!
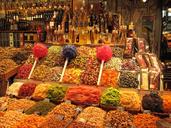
[133,114,159,128]
[70,107,106,128]
[18,82,37,97]
[32,83,52,100]
[142,92,163,112]
[7,82,24,96]
[119,71,139,88]
[7,99,35,112]
[104,110,133,128]
[47,84,68,103]
[25,101,56,116]
[100,87,120,108]
[65,86,101,105]
[120,90,141,111]
[40,102,78,128]
[63,68,83,84]
[135,53,147,68]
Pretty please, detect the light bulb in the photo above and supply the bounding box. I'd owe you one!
[142,0,147,2]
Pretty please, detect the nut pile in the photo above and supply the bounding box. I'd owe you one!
[100,88,120,107]
[104,110,133,128]
[104,57,122,71]
[47,84,68,103]
[70,107,106,128]
[40,102,77,128]
[101,69,119,87]
[63,68,83,84]
[120,91,141,111]
[14,114,45,128]
[81,58,100,85]
[32,83,52,100]
[31,65,53,81]
[0,110,27,128]
[16,64,32,79]
[133,114,159,128]
[65,86,101,105]
[0,59,18,74]
[119,72,139,88]
[18,83,37,97]
[7,99,36,112]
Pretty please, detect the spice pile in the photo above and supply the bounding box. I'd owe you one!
[70,107,106,128]
[100,88,120,108]
[14,114,45,128]
[16,64,32,79]
[133,114,159,128]
[119,72,139,88]
[40,103,77,128]
[104,57,122,71]
[81,58,100,85]
[31,65,53,81]
[142,92,163,112]
[101,69,119,87]
[104,110,133,128]
[63,68,83,84]
[47,84,68,103]
[65,86,101,105]
[18,83,37,97]
[32,83,52,100]
[120,90,141,111]
[0,59,18,74]
[161,93,171,113]
[7,99,36,112]
[25,101,56,116]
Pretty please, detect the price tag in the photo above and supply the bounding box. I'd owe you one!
[65,100,71,104]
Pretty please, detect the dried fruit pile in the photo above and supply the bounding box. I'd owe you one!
[120,90,141,111]
[142,92,163,112]
[100,87,120,107]
[47,84,68,103]
[65,86,101,105]
[81,58,100,85]
[32,83,52,100]
[104,110,133,128]
[161,93,171,113]
[119,72,139,88]
[70,107,106,128]
[16,64,32,79]
[104,57,122,71]
[63,68,83,84]
[31,65,53,81]
[101,69,119,87]
[133,114,159,128]
[112,47,124,57]
[18,83,37,97]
